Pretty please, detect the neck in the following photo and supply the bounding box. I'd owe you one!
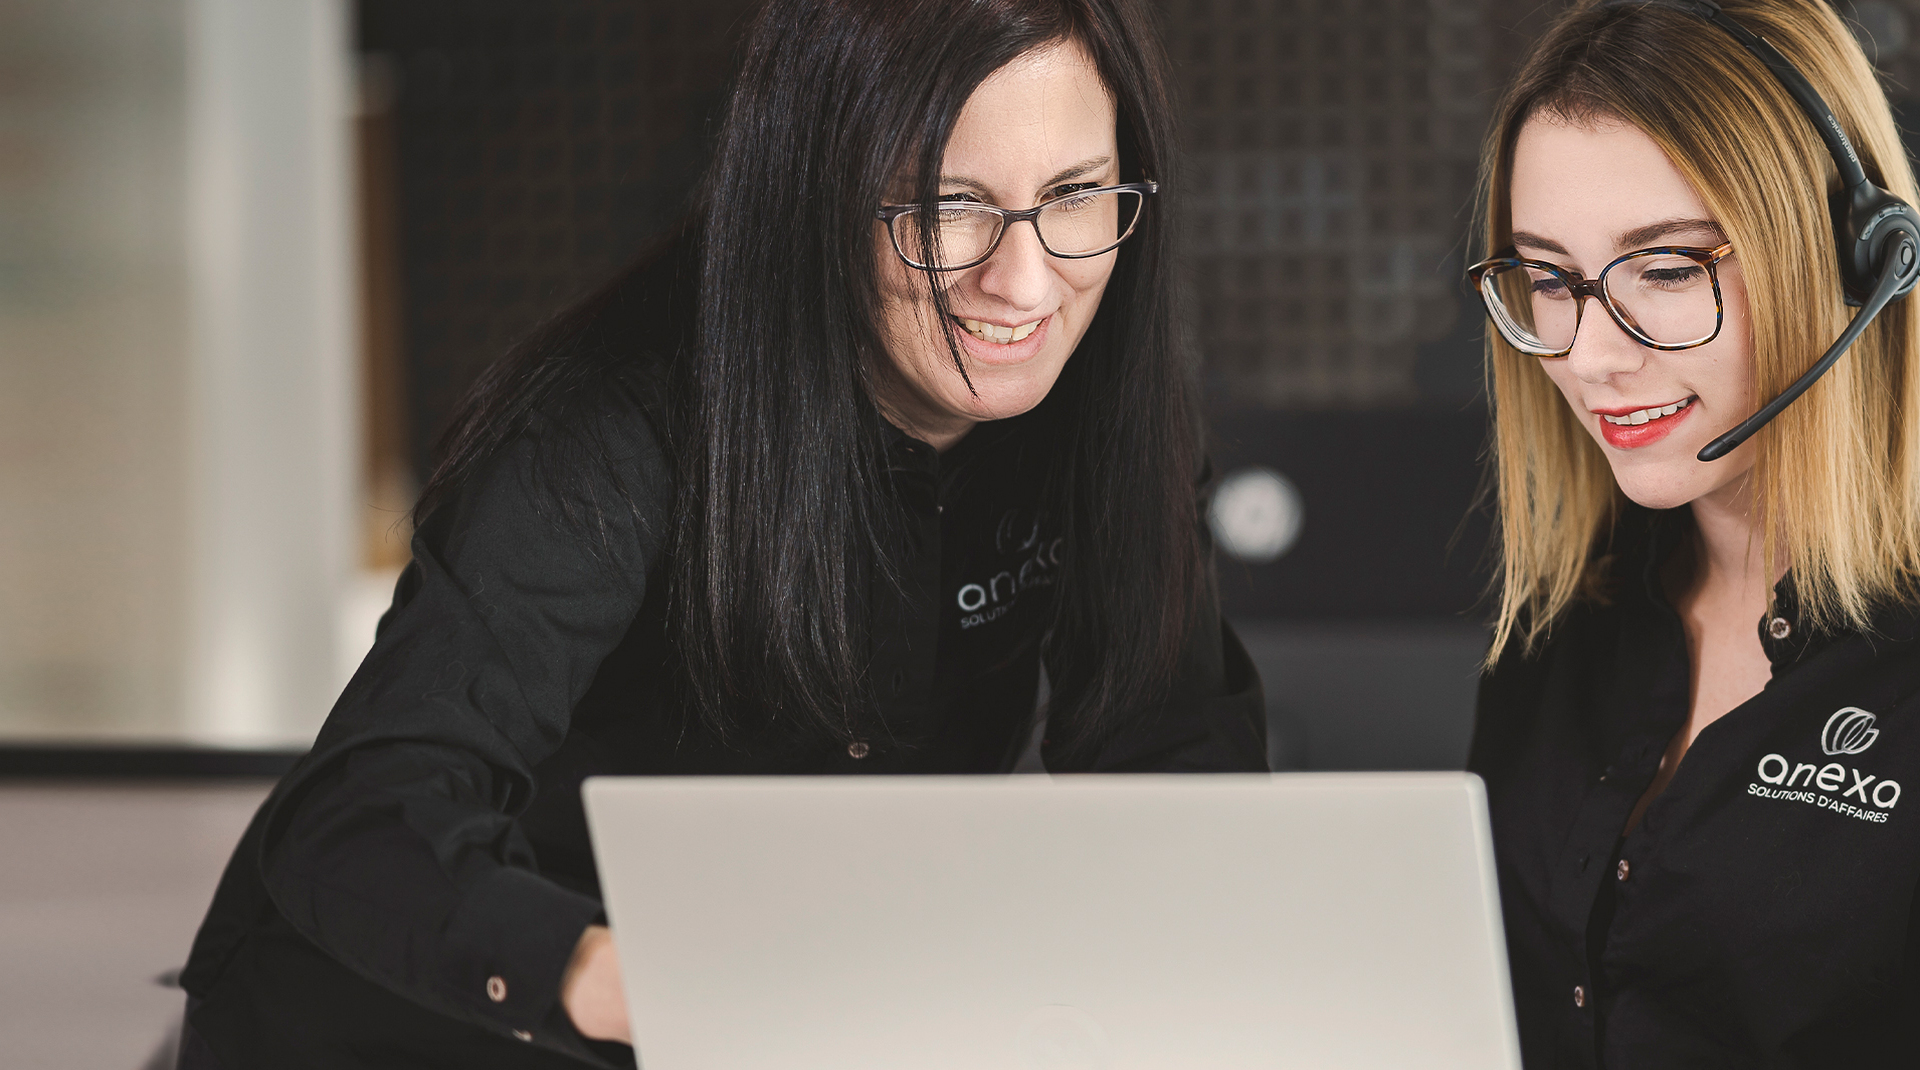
[867,362,977,453]
[881,408,975,453]
[1685,473,1783,599]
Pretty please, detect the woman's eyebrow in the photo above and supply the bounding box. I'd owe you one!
[1510,230,1568,255]
[1510,219,1725,257]
[1615,217,1726,248]
[936,155,1116,198]
[1039,154,1113,187]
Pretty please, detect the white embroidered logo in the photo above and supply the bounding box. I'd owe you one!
[1822,708,1880,756]
[1752,707,1900,819]
[955,510,1062,630]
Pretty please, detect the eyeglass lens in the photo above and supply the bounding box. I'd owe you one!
[891,189,1144,269]
[1479,251,1719,353]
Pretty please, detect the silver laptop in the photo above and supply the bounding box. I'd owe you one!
[583,773,1520,1070]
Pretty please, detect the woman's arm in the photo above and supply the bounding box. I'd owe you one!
[252,384,668,1057]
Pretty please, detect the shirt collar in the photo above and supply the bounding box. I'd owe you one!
[1620,503,1903,670]
[1754,573,1818,668]
[880,413,1022,476]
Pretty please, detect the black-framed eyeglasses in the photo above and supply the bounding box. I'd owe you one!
[876,181,1158,272]
[1468,242,1736,357]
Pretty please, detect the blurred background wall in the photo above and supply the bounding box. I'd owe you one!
[4,0,1918,765]
[0,0,355,749]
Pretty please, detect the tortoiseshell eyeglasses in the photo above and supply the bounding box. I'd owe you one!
[1468,243,1735,357]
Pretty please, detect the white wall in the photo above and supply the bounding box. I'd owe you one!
[0,0,357,747]
[184,0,357,746]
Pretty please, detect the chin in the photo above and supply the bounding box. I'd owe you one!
[956,369,1064,422]
[958,391,1049,424]
[1608,465,1715,511]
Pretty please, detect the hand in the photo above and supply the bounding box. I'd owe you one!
[561,924,631,1043]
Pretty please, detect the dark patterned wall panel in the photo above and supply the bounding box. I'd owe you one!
[359,0,760,472]
[1164,0,1491,408]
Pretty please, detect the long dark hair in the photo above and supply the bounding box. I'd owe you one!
[422,0,1201,759]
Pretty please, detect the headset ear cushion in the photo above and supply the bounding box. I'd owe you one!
[1837,184,1920,303]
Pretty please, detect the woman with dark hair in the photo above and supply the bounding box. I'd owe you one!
[177,0,1265,1065]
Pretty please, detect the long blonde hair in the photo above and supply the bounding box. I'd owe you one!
[1480,0,1920,662]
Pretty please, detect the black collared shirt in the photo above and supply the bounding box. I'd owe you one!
[1470,505,1920,1068]
[179,340,1266,1068]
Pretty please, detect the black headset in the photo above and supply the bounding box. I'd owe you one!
[1602,0,1920,460]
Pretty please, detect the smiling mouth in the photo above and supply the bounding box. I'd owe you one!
[1599,397,1693,426]
[955,316,1041,345]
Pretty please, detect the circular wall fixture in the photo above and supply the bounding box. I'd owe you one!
[1208,466,1303,564]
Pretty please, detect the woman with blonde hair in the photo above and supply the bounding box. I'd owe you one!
[1466,0,1920,1063]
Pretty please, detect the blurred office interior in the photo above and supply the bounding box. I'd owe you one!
[3,1,1917,1065]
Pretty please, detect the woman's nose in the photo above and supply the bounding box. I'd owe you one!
[968,219,1054,311]
[1563,297,1649,383]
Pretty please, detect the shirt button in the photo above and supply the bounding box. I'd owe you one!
[848,741,870,759]
[512,1029,533,1042]
[892,670,904,695]
[486,976,508,1002]
[1617,859,1630,881]
[1573,985,1586,1008]
[1768,617,1792,640]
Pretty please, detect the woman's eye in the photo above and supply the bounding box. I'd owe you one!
[1530,276,1569,298]
[1048,182,1102,201]
[1641,265,1705,286]
[1046,184,1106,214]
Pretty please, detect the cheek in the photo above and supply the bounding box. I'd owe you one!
[874,250,945,362]
[1537,359,1589,415]
[1050,256,1118,343]
[1703,273,1755,407]
[1067,255,1116,304]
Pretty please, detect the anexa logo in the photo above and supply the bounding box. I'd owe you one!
[1822,707,1880,756]
[1750,706,1900,822]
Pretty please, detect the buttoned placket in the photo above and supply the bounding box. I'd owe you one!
[1567,529,1815,1063]
[1542,522,1696,1063]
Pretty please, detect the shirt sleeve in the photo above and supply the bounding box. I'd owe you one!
[251,385,671,1062]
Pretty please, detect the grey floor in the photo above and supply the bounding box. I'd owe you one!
[0,620,1489,1067]
[0,783,269,1070]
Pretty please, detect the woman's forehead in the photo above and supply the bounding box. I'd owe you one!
[1509,115,1714,258]
[937,40,1118,198]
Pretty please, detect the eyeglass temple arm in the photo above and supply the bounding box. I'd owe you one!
[1698,232,1917,461]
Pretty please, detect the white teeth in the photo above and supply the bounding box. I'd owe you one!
[1601,398,1691,426]
[959,317,1040,344]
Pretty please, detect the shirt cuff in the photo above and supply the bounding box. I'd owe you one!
[442,865,610,1054]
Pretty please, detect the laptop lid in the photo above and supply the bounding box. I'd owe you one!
[583,773,1520,1070]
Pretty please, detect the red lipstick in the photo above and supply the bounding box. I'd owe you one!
[1595,397,1696,450]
